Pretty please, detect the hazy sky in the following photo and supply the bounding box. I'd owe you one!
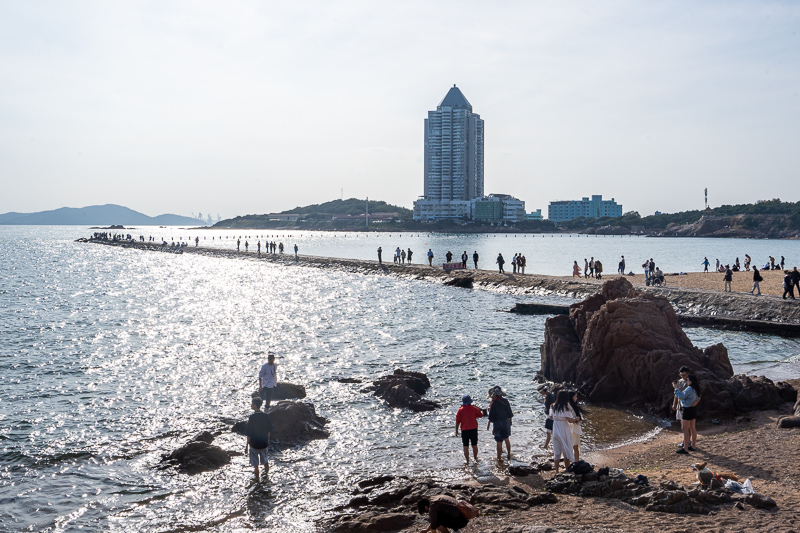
[1,1,798,218]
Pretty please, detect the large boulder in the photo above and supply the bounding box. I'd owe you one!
[250,382,307,401]
[363,370,441,412]
[160,432,232,474]
[540,278,796,418]
[233,401,329,443]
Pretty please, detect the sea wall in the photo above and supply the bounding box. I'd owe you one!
[85,239,800,329]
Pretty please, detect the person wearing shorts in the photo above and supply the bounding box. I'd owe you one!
[245,397,273,481]
[487,386,513,461]
[455,395,485,464]
[258,353,278,410]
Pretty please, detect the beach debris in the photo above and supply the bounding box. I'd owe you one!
[160,432,232,475]
[539,277,797,419]
[363,370,441,412]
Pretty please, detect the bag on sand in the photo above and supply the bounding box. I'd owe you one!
[456,500,480,520]
[566,460,594,475]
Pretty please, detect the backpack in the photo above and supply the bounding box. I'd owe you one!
[456,500,480,520]
[566,459,594,475]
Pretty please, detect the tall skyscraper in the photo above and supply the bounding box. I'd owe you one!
[414,85,484,220]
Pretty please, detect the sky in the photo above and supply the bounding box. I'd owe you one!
[1,1,799,219]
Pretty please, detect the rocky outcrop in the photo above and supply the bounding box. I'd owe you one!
[540,278,797,418]
[778,399,800,428]
[232,401,329,443]
[328,478,556,532]
[546,471,776,513]
[250,382,306,401]
[363,370,441,412]
[656,214,800,240]
[160,432,233,474]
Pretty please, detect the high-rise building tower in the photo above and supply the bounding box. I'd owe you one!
[414,85,484,220]
[424,85,484,201]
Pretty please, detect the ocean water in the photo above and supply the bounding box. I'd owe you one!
[1,226,799,532]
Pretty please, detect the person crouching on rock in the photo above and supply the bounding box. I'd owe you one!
[455,395,485,465]
[487,386,513,461]
[674,374,700,454]
[417,495,469,533]
[550,390,579,472]
[245,397,273,481]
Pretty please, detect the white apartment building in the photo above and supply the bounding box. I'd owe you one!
[547,195,622,223]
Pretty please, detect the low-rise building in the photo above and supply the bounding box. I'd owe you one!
[268,213,300,221]
[413,199,472,221]
[525,209,543,221]
[547,195,622,222]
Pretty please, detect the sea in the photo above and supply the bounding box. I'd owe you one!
[2,226,800,532]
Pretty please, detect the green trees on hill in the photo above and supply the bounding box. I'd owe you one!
[280,198,412,220]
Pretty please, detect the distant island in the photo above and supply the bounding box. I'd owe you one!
[0,204,204,226]
[214,198,800,239]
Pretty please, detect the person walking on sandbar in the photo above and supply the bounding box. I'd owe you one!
[702,257,710,272]
[496,253,505,273]
[473,251,479,269]
[377,246,382,264]
[723,265,733,292]
[427,248,434,266]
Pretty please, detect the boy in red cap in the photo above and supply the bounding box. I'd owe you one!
[455,395,485,464]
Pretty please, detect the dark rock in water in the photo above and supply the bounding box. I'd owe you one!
[444,276,473,289]
[364,370,440,412]
[332,511,416,532]
[249,382,307,401]
[267,401,329,442]
[336,377,363,384]
[357,475,395,489]
[161,436,231,475]
[191,431,214,444]
[231,401,329,442]
[777,399,800,428]
[540,277,796,419]
[508,464,538,476]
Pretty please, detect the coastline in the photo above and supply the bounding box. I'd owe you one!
[84,239,800,328]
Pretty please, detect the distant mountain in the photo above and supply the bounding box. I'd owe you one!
[0,204,204,226]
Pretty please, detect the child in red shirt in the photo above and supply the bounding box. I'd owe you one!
[455,395,485,464]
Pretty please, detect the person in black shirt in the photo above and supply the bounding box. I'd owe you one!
[784,270,796,300]
[537,384,556,449]
[245,397,274,481]
[417,494,468,532]
[487,386,513,461]
[473,251,479,269]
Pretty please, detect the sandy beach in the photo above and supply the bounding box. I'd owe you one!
[460,383,800,533]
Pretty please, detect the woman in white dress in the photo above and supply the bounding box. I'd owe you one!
[550,390,580,472]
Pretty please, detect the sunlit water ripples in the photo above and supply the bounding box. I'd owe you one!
[1,227,799,532]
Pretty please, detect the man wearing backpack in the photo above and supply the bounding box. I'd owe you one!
[750,267,763,295]
[417,494,477,532]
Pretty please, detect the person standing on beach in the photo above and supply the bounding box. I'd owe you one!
[520,254,526,274]
[750,267,763,295]
[584,258,589,278]
[245,397,273,482]
[511,254,517,274]
[396,247,402,264]
[473,251,479,269]
[781,256,786,270]
[572,261,581,277]
[407,248,413,264]
[496,253,505,273]
[461,251,468,269]
[784,270,796,299]
[257,241,261,255]
[618,255,626,275]
[589,257,595,278]
[569,392,585,462]
[671,366,689,444]
[258,353,278,410]
[294,244,298,259]
[745,254,751,271]
[401,249,406,264]
[455,395,484,464]
[245,240,249,252]
[702,257,710,272]
[487,386,513,461]
[445,251,453,263]
[674,374,700,454]
[237,239,241,251]
[377,246,382,264]
[723,265,733,292]
[427,249,434,266]
[715,258,720,271]
[595,260,603,280]
[195,236,199,247]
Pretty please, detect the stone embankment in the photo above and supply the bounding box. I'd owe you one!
[85,239,800,331]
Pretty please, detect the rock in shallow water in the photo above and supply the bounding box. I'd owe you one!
[232,400,329,443]
[160,433,231,474]
[363,370,441,412]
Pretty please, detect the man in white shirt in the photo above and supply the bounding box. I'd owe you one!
[258,353,278,411]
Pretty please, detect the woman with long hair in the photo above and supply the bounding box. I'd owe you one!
[568,391,585,462]
[550,390,579,471]
[674,374,700,454]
